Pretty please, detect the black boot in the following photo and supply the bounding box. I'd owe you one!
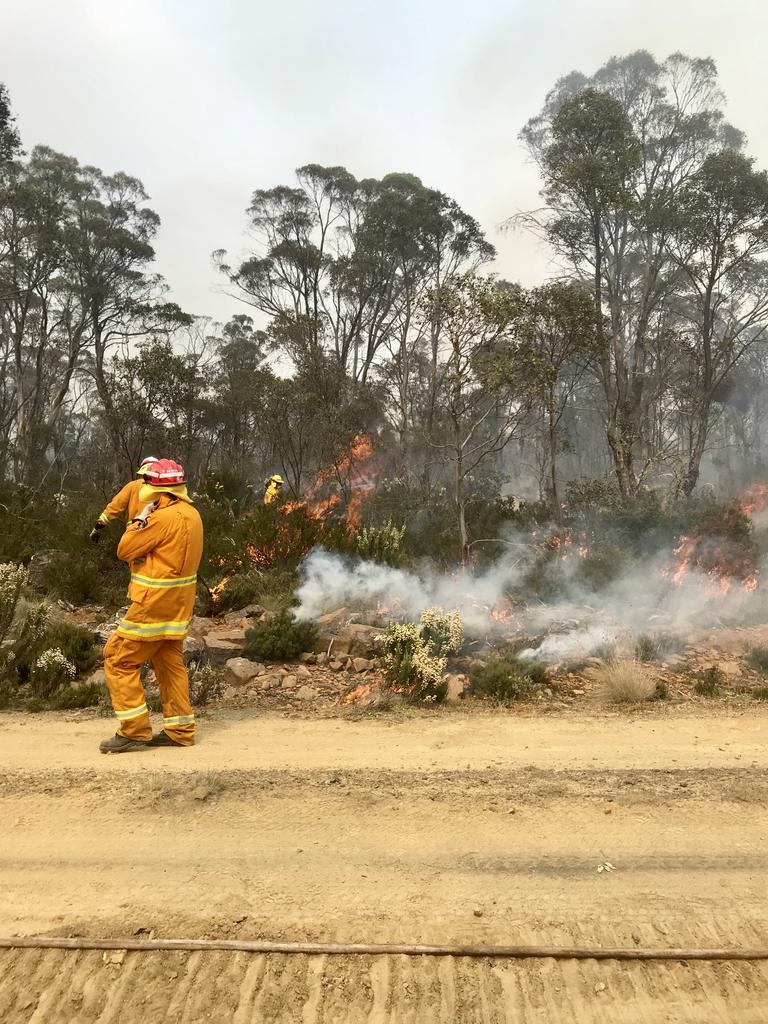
[147,731,185,748]
[99,733,149,754]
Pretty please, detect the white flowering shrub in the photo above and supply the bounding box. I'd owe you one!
[380,608,463,704]
[0,563,48,683]
[418,608,464,656]
[30,647,77,698]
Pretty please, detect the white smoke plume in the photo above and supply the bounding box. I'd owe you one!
[294,543,768,663]
[294,546,528,634]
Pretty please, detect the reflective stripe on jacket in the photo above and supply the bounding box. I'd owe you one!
[98,479,144,525]
[115,495,204,642]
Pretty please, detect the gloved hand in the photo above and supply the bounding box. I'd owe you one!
[133,502,156,527]
[89,523,105,543]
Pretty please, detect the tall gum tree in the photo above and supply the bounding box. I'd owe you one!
[519,51,743,499]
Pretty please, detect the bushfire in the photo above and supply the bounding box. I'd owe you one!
[664,483,768,594]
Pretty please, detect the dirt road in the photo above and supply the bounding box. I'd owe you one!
[1,710,767,1022]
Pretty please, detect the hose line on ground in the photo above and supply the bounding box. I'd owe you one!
[0,936,766,961]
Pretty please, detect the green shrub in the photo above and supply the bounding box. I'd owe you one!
[244,610,318,662]
[355,521,406,566]
[29,648,77,699]
[471,659,531,702]
[0,679,15,709]
[50,681,104,710]
[752,686,768,701]
[0,565,48,679]
[694,667,723,698]
[43,619,99,674]
[210,571,263,613]
[521,661,549,685]
[574,544,635,591]
[746,647,768,674]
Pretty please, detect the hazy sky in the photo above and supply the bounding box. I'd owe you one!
[3,0,767,322]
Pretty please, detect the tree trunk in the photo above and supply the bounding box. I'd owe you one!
[547,393,561,522]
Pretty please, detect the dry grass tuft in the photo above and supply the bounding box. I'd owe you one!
[594,659,656,704]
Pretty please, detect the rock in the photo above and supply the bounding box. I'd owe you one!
[260,674,280,689]
[296,664,312,678]
[281,674,297,689]
[572,688,585,696]
[223,604,265,624]
[316,607,349,627]
[204,628,247,665]
[103,951,126,966]
[316,653,328,666]
[314,623,384,658]
[225,657,264,686]
[188,615,213,637]
[183,635,205,665]
[299,653,316,664]
[86,668,107,687]
[329,659,345,672]
[296,685,316,700]
[444,673,469,702]
[718,662,742,677]
[352,657,372,673]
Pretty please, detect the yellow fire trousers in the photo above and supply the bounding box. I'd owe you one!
[103,633,195,745]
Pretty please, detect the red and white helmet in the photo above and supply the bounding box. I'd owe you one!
[142,459,187,487]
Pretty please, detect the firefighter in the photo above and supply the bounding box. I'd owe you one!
[99,459,204,754]
[263,473,285,505]
[89,457,159,542]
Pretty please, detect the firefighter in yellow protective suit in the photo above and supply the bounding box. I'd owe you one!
[99,459,204,754]
[263,473,285,504]
[89,456,159,542]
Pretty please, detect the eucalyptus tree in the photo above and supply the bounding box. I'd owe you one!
[426,274,530,558]
[520,51,743,498]
[668,150,768,494]
[215,165,492,399]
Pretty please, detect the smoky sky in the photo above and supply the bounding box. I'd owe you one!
[3,0,767,323]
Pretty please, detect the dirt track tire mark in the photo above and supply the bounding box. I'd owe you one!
[1,947,768,1024]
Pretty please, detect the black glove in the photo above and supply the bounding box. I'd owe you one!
[89,522,106,543]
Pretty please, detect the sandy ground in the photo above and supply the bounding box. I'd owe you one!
[1,709,767,1022]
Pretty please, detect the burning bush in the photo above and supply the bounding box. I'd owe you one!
[664,502,758,593]
[380,608,463,704]
[243,610,318,662]
[595,660,656,703]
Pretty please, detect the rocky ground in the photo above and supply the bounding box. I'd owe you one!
[64,600,768,721]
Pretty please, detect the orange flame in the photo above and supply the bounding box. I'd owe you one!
[664,481,768,594]
[284,434,376,533]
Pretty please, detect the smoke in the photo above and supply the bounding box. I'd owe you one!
[294,546,529,634]
[294,541,767,664]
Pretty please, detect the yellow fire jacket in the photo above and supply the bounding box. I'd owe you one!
[98,479,144,525]
[264,480,282,504]
[115,495,204,642]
